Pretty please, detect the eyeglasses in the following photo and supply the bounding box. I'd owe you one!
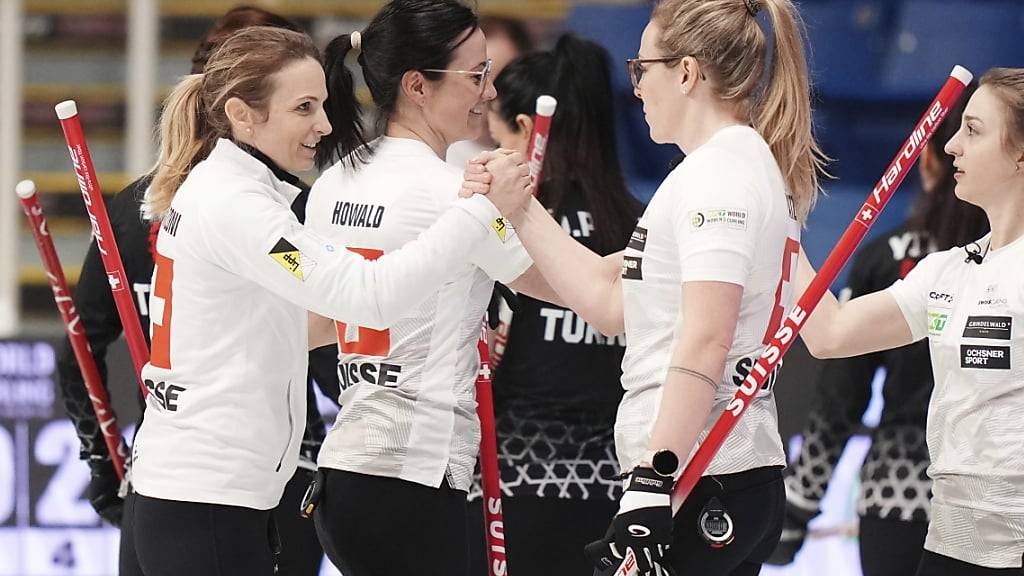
[626,56,705,90]
[423,59,493,95]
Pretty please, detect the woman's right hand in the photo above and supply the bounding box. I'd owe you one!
[461,149,533,216]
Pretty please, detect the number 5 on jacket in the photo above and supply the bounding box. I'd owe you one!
[334,247,391,356]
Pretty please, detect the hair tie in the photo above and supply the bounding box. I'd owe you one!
[350,30,362,52]
[744,0,761,17]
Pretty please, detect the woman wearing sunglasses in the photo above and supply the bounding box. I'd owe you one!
[466,0,826,574]
[304,1,559,574]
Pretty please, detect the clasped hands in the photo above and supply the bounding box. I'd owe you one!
[459,149,535,216]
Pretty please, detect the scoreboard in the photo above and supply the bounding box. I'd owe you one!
[0,339,122,575]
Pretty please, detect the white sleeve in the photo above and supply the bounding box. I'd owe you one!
[670,152,764,286]
[885,251,943,343]
[469,218,533,283]
[200,185,503,329]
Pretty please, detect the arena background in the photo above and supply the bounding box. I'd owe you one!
[0,0,1020,574]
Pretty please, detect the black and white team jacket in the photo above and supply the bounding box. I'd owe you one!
[785,226,935,523]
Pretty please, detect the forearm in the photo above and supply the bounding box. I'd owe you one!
[507,265,565,308]
[509,197,624,335]
[56,338,113,460]
[646,342,728,467]
[795,248,842,356]
[796,248,913,358]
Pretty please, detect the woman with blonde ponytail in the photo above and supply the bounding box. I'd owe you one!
[54,9,336,576]
[464,0,825,573]
[120,24,533,576]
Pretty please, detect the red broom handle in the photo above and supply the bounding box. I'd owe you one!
[476,94,559,576]
[17,180,128,479]
[56,100,150,397]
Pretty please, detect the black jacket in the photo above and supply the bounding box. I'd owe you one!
[787,226,934,522]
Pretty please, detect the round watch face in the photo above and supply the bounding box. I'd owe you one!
[698,502,735,548]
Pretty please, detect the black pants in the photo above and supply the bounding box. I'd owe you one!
[314,469,469,576]
[119,469,322,576]
[119,492,275,576]
[916,550,1024,576]
[858,515,928,576]
[467,495,619,576]
[662,466,784,576]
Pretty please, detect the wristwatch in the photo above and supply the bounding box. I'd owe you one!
[644,448,680,478]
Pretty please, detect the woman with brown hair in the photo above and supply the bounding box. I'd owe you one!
[117,25,532,576]
[797,68,1024,576]
[466,0,826,573]
[769,82,989,576]
[54,7,330,576]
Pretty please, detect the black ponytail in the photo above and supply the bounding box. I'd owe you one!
[494,34,640,254]
[316,34,369,169]
[318,0,478,168]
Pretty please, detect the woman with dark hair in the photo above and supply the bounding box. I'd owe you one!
[768,83,988,576]
[446,15,535,168]
[796,68,1024,575]
[117,23,531,576]
[304,1,558,575]
[465,34,642,576]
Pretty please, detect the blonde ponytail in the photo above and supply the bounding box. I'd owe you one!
[651,0,828,223]
[144,74,213,220]
[143,26,321,221]
[754,0,828,222]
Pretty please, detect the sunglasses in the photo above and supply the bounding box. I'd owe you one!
[423,59,494,96]
[626,56,705,90]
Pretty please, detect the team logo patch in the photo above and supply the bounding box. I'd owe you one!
[960,344,1011,369]
[492,217,511,243]
[963,316,1012,340]
[269,238,317,281]
[689,209,747,230]
[928,311,949,336]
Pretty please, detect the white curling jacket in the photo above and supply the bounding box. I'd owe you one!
[131,139,505,509]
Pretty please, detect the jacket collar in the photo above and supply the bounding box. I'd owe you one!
[209,138,303,204]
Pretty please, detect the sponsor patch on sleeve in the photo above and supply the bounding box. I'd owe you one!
[928,310,949,336]
[689,208,747,231]
[491,217,512,243]
[621,255,643,280]
[627,226,648,252]
[269,238,317,281]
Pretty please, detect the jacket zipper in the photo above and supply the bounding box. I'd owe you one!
[275,379,295,472]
